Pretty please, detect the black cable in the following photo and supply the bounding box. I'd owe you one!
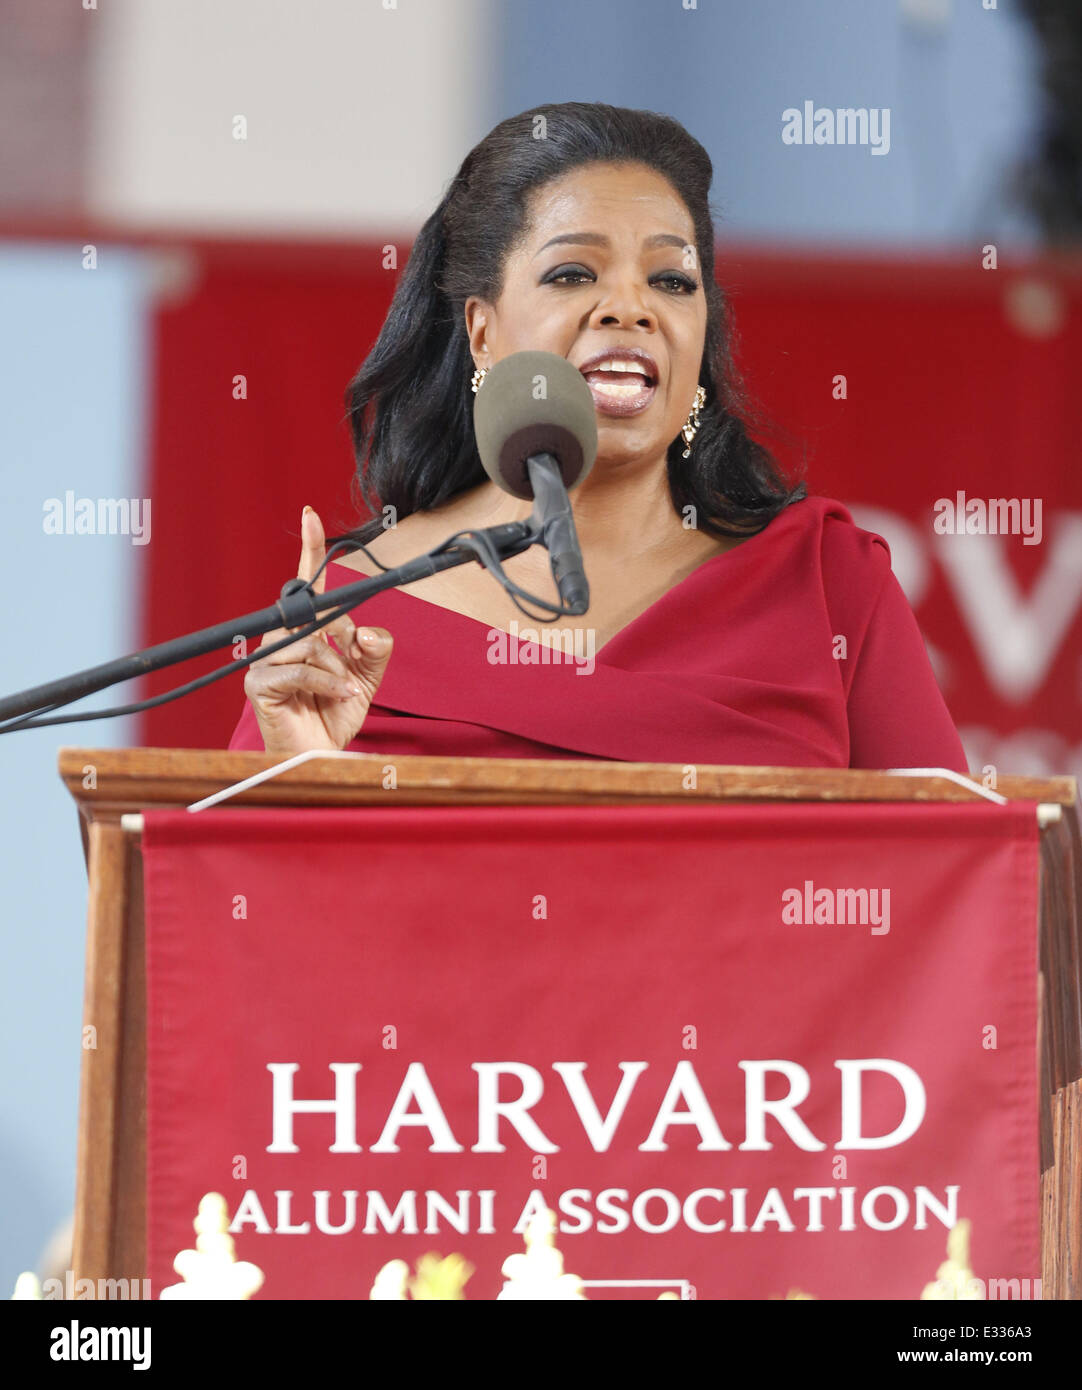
[310,536,394,585]
[0,701,70,734]
[432,527,578,622]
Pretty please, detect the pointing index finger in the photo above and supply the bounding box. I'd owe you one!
[297,505,332,642]
[299,505,327,595]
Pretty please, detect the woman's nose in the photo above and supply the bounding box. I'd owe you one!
[590,284,656,330]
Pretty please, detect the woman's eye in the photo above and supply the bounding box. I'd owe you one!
[544,266,592,285]
[654,272,698,294]
[542,266,698,293]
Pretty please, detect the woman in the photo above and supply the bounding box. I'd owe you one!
[229,102,967,773]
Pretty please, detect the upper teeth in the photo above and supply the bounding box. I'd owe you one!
[591,359,649,375]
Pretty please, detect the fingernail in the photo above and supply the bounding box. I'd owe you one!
[302,505,312,522]
[358,628,388,648]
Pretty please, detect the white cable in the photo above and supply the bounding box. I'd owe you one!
[884,767,1008,805]
[186,749,365,813]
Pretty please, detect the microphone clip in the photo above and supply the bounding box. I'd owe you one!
[526,453,590,615]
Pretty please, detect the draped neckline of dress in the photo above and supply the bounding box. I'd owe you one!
[325,500,795,660]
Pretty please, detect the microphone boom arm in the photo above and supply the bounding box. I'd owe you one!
[0,521,538,726]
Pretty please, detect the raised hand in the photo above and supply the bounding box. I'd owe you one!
[243,506,392,754]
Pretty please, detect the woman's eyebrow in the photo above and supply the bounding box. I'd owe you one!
[532,231,691,259]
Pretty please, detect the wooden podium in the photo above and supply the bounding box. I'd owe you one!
[60,747,1082,1298]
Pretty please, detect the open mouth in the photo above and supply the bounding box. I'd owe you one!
[578,355,659,417]
[583,367,656,394]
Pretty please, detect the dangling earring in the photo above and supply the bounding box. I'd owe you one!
[681,386,707,458]
[470,365,488,394]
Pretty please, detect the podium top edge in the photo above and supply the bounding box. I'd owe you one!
[55,746,1077,813]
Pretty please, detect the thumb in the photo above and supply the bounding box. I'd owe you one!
[350,625,394,684]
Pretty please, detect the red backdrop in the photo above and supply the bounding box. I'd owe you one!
[137,240,1082,777]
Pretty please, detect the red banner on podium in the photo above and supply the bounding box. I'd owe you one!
[142,800,1040,1300]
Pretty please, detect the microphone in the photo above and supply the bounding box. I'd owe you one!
[472,350,597,615]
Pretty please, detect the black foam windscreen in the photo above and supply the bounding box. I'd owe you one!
[472,350,598,500]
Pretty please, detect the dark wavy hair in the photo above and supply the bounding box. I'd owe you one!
[336,101,805,548]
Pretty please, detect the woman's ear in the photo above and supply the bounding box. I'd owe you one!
[464,296,493,367]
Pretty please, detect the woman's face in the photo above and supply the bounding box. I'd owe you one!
[465,161,708,472]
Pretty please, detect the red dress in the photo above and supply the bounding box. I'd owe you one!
[228,495,968,772]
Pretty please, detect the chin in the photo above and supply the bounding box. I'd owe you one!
[591,436,665,470]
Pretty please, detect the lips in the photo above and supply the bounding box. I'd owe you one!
[576,348,659,418]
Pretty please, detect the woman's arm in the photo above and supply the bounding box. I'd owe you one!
[845,561,968,773]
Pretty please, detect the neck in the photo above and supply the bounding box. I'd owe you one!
[466,455,687,560]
